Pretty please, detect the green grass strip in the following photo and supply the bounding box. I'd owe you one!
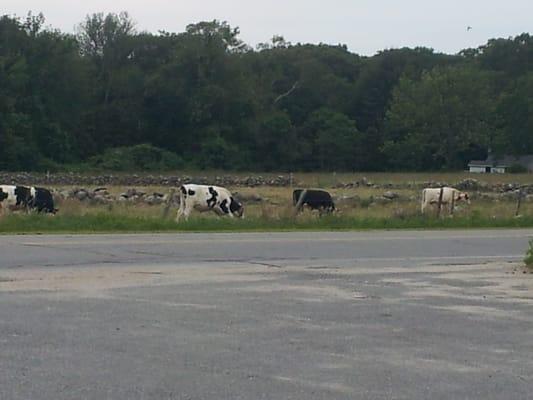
[1,213,533,234]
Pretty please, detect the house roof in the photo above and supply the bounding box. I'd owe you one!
[468,160,493,167]
[468,154,533,169]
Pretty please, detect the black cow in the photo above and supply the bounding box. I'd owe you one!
[293,189,335,214]
[30,187,58,214]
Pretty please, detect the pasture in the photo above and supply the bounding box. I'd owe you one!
[0,172,532,233]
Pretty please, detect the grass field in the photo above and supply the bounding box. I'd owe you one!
[0,172,532,233]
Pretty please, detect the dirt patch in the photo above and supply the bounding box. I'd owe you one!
[0,263,276,296]
[1,261,531,312]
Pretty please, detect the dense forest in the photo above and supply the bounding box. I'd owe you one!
[0,12,532,172]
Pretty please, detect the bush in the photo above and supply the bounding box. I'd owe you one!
[525,239,533,268]
[88,144,184,171]
[360,196,374,208]
[507,164,528,174]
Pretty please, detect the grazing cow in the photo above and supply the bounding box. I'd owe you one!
[0,185,33,216]
[30,187,58,214]
[293,189,335,214]
[421,187,470,214]
[0,185,58,216]
[176,184,244,221]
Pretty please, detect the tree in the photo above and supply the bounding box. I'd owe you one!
[252,111,299,171]
[185,20,249,53]
[302,108,361,171]
[383,66,498,170]
[496,73,533,155]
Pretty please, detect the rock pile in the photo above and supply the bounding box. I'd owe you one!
[55,187,178,206]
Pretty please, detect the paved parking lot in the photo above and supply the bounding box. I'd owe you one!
[1,230,532,399]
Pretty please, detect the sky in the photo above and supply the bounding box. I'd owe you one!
[3,0,532,55]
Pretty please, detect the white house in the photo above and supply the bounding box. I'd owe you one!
[468,154,533,173]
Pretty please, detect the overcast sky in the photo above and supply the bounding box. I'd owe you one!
[3,0,532,55]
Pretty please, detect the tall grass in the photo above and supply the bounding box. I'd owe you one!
[1,213,533,234]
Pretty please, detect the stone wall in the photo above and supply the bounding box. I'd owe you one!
[0,172,294,187]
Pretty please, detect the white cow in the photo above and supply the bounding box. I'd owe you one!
[176,184,244,222]
[421,187,470,214]
[0,185,32,216]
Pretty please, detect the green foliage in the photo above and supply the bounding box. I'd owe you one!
[383,66,498,170]
[507,164,528,173]
[88,144,183,171]
[525,240,533,267]
[0,13,531,172]
[359,197,374,208]
[307,108,361,171]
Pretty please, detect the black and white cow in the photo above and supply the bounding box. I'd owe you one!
[30,187,58,214]
[0,185,33,216]
[293,189,335,214]
[176,184,244,221]
[0,185,58,216]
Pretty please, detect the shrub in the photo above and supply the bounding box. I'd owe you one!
[507,164,528,174]
[88,144,184,171]
[360,196,374,208]
[525,239,533,268]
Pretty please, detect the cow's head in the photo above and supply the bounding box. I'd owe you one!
[0,189,7,202]
[456,191,470,204]
[229,197,244,218]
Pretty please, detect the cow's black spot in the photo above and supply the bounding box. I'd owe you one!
[0,189,7,202]
[14,186,32,207]
[188,189,195,196]
[229,197,242,213]
[32,187,56,214]
[219,199,229,214]
[207,187,218,208]
[180,186,187,195]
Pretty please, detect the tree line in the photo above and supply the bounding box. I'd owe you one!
[0,12,531,172]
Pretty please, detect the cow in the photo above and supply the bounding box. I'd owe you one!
[30,187,58,214]
[176,184,244,222]
[0,185,33,216]
[293,189,335,214]
[0,185,58,216]
[421,187,470,214]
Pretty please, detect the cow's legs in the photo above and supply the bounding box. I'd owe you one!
[175,208,183,222]
[176,191,193,222]
[177,207,192,222]
[176,203,189,222]
[217,200,234,218]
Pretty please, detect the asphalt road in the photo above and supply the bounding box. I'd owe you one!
[1,230,533,399]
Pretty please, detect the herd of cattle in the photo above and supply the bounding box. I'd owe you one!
[0,183,470,221]
[172,184,470,221]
